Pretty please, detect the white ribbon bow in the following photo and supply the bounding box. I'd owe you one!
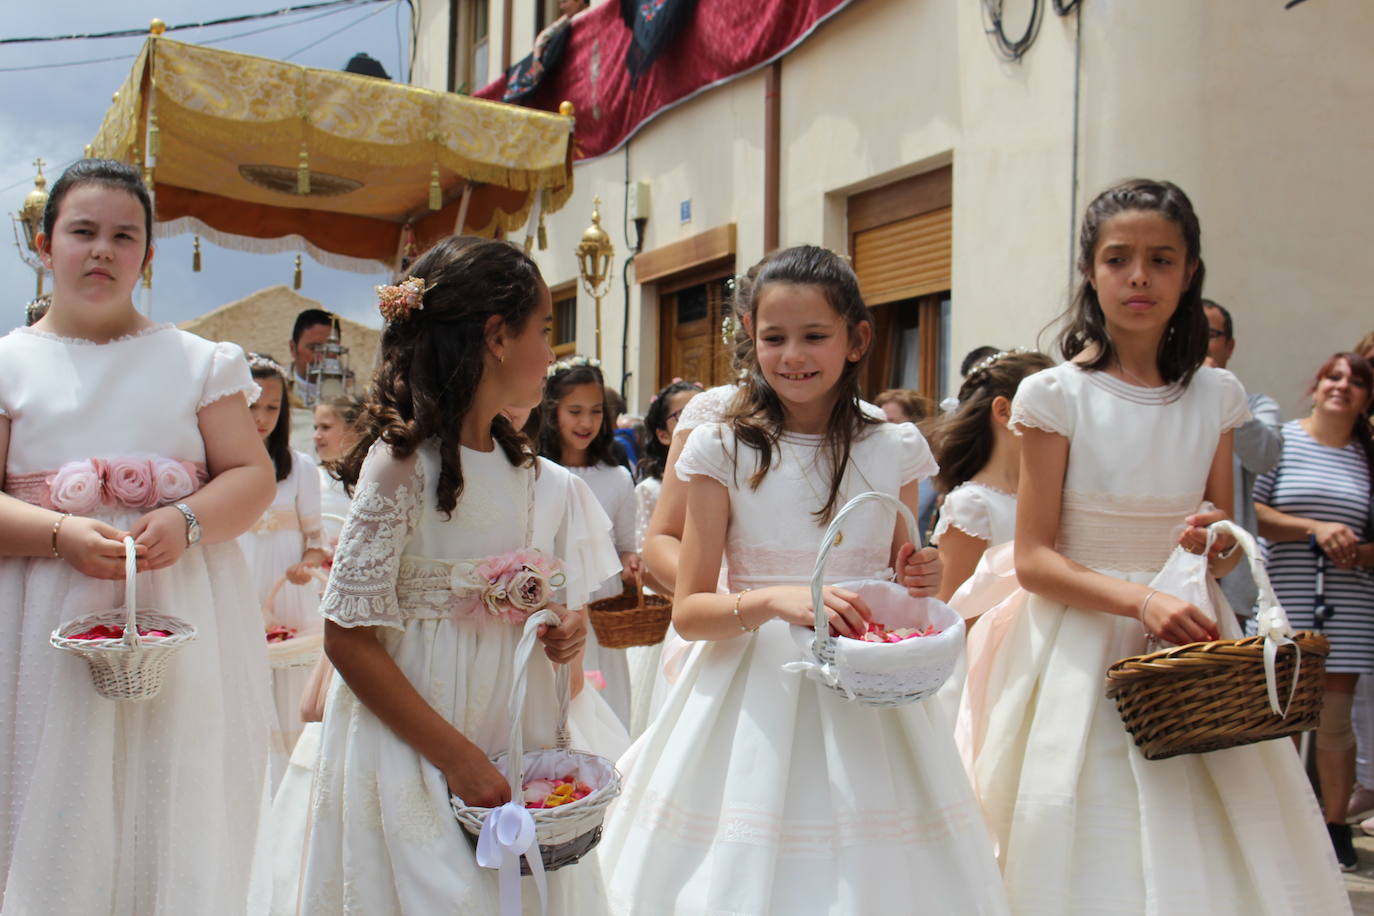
[781,658,857,700]
[1254,605,1302,717]
[475,801,547,916]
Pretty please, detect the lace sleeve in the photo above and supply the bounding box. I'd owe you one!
[677,385,737,433]
[319,443,424,629]
[293,450,325,551]
[1009,368,1071,438]
[933,484,992,543]
[198,341,261,410]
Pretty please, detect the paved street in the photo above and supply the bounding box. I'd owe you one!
[1349,833,1374,913]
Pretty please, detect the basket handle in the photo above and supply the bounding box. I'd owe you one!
[1208,519,1301,716]
[503,609,562,800]
[809,491,918,663]
[263,567,331,624]
[121,537,140,650]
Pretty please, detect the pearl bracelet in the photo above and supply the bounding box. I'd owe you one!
[51,512,71,559]
[733,588,757,633]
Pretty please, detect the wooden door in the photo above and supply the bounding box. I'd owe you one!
[659,274,734,390]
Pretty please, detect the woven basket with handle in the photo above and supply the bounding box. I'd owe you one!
[1105,521,1328,760]
[587,575,671,649]
[50,536,197,701]
[451,610,621,876]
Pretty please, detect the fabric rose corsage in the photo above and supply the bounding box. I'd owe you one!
[47,460,105,515]
[106,457,158,508]
[450,548,566,624]
[46,454,205,513]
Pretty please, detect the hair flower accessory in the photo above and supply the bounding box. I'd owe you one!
[547,354,602,378]
[376,276,432,322]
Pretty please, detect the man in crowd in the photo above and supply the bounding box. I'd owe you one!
[1203,299,1282,616]
[289,308,334,407]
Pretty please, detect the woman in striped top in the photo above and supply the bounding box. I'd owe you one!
[1253,351,1374,869]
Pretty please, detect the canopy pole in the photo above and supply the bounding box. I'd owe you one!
[454,182,474,236]
[523,189,544,253]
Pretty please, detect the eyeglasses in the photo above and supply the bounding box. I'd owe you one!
[1206,329,1229,341]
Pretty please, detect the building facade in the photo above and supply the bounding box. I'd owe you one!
[412,0,1374,418]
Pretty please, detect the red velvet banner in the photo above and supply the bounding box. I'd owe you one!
[477,0,857,161]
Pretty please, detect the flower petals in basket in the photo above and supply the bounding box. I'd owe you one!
[450,611,620,914]
[783,491,964,708]
[262,570,327,670]
[50,537,196,702]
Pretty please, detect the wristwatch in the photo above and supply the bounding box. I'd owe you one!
[174,502,202,546]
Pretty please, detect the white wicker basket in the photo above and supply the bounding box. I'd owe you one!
[451,610,621,879]
[263,569,328,671]
[786,491,964,708]
[50,536,197,702]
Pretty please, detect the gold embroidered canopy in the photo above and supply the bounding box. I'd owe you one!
[89,36,574,272]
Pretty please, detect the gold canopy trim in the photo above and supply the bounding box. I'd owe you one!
[89,38,574,270]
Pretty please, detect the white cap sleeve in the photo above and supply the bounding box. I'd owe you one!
[933,483,993,543]
[198,340,261,411]
[675,422,733,487]
[677,385,737,433]
[891,420,938,486]
[1211,367,1252,433]
[1009,368,1070,438]
[556,473,622,610]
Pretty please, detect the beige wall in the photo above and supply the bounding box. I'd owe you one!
[413,0,1374,418]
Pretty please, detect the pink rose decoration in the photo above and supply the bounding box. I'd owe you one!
[151,457,196,502]
[47,460,103,515]
[506,568,553,613]
[106,457,157,508]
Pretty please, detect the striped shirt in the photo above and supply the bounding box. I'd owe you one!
[1252,421,1374,672]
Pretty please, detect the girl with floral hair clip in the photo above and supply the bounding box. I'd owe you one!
[301,237,625,914]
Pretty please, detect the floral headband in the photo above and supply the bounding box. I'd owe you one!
[376,276,432,323]
[246,353,288,379]
[966,348,1036,381]
[547,355,602,378]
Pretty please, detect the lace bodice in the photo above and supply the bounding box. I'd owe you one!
[1010,363,1250,573]
[0,325,257,475]
[677,420,938,588]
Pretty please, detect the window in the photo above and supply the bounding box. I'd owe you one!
[469,1,490,92]
[550,280,577,357]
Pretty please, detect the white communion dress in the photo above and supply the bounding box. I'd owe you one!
[963,363,1350,914]
[0,324,273,915]
[600,418,1009,915]
[300,441,627,915]
[568,462,636,726]
[239,447,325,786]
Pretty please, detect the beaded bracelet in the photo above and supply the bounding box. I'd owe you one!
[733,588,757,633]
[1139,588,1159,622]
[51,512,71,559]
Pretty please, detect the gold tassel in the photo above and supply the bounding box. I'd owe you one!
[293,254,303,290]
[537,210,548,250]
[297,144,310,195]
[429,163,442,211]
[149,122,159,158]
[192,236,201,272]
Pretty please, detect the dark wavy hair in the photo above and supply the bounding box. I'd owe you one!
[1054,178,1208,387]
[538,362,619,468]
[336,236,543,516]
[42,159,153,258]
[248,355,294,482]
[1309,353,1374,485]
[929,350,1053,493]
[726,244,881,523]
[638,379,705,481]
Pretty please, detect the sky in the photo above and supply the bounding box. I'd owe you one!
[0,0,409,337]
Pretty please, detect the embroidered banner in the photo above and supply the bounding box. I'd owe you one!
[477,0,858,161]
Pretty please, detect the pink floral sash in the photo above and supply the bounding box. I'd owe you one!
[5,455,208,513]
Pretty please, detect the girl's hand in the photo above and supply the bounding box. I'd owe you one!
[442,741,512,809]
[129,506,189,571]
[765,585,872,638]
[537,604,587,665]
[1142,590,1218,646]
[285,562,316,586]
[1313,521,1359,569]
[1179,507,1235,559]
[896,543,942,597]
[620,551,641,586]
[55,516,137,579]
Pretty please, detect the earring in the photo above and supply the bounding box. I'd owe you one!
[499,353,506,365]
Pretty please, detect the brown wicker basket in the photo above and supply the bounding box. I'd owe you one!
[1105,521,1328,761]
[1106,632,1328,760]
[587,577,671,649]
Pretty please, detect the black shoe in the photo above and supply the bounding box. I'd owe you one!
[1329,821,1359,872]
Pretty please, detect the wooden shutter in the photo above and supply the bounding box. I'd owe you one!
[852,206,952,306]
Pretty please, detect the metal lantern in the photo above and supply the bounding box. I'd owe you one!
[306,315,352,402]
[12,159,49,301]
[575,196,615,360]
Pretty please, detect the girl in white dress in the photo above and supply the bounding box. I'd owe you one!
[313,394,364,523]
[0,159,275,913]
[301,237,623,915]
[539,358,637,726]
[965,179,1349,913]
[601,245,1008,915]
[240,354,328,786]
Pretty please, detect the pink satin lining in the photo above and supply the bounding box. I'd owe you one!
[3,461,208,511]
